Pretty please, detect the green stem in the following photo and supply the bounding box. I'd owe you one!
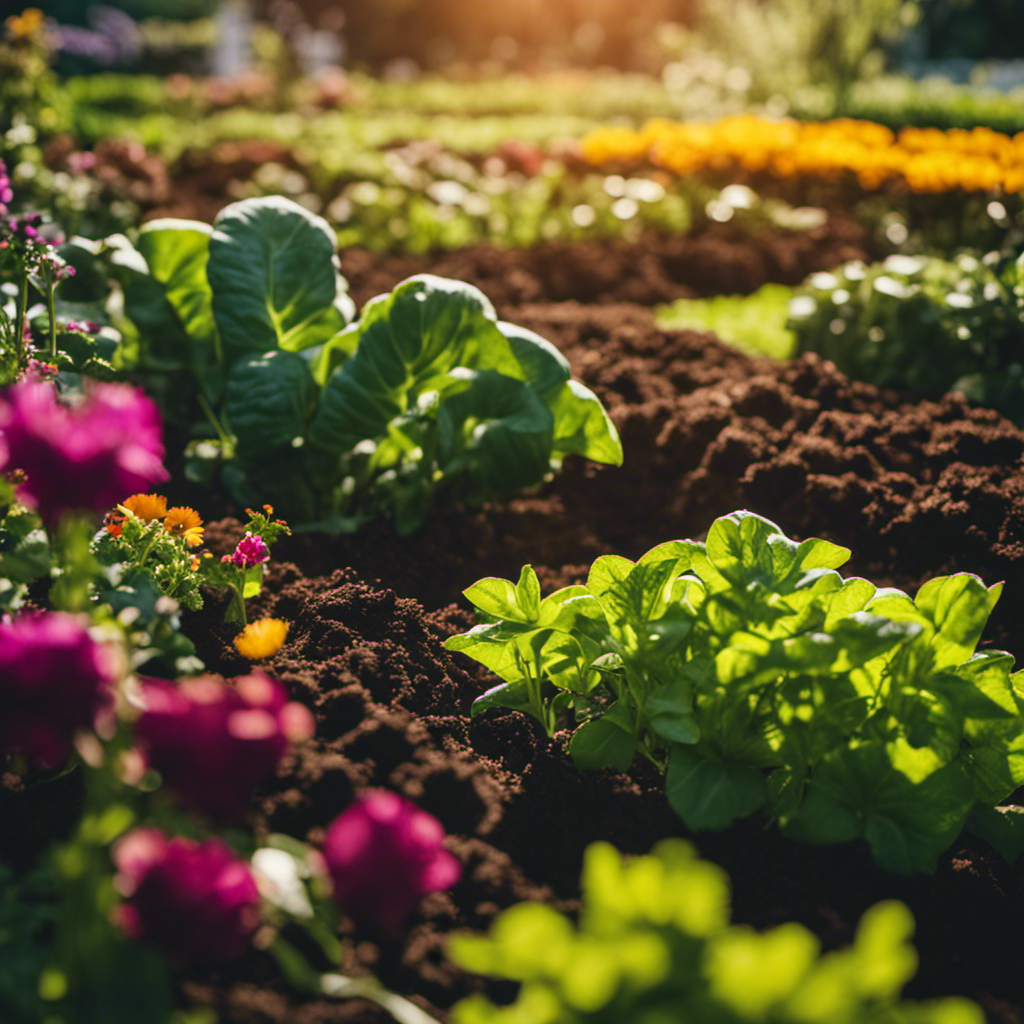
[14,272,28,373]
[132,524,162,573]
[45,265,57,362]
[195,384,233,455]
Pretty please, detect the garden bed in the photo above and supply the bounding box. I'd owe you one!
[163,296,1024,1024]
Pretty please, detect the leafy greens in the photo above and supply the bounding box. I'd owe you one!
[105,195,621,532]
[445,510,1024,873]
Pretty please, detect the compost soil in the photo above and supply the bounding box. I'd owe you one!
[5,247,1024,1022]
[177,292,1024,1023]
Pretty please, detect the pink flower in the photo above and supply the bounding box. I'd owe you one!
[112,829,260,962]
[323,791,461,936]
[0,379,168,524]
[230,532,270,570]
[0,612,115,767]
[135,672,314,820]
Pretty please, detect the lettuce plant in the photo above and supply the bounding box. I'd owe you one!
[450,839,982,1024]
[788,252,1024,424]
[446,510,1024,873]
[109,195,622,532]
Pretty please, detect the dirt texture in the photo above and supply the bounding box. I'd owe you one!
[175,294,1024,1023]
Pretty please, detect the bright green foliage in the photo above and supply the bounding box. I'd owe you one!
[449,840,984,1023]
[655,284,797,359]
[111,195,621,532]
[788,252,1024,425]
[446,510,1024,872]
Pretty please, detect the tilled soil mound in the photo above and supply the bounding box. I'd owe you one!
[175,300,1024,1023]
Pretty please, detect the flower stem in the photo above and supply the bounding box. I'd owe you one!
[195,386,234,457]
[14,272,28,373]
[45,267,58,362]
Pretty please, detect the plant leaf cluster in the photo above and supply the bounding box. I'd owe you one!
[450,839,983,1023]
[446,510,1024,873]
[788,251,1024,424]
[99,195,620,532]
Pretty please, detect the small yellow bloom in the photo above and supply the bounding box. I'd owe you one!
[121,493,168,521]
[6,8,44,39]
[164,506,204,548]
[234,618,289,660]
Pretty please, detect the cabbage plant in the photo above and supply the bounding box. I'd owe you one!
[109,196,621,532]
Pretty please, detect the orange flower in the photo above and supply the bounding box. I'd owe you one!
[121,493,168,522]
[163,507,204,548]
[233,618,289,660]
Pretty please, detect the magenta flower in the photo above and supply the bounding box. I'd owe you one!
[0,612,115,767]
[230,532,270,570]
[323,791,461,936]
[135,672,314,820]
[112,829,260,963]
[0,379,168,524]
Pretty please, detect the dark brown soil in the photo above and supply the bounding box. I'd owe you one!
[176,295,1024,1023]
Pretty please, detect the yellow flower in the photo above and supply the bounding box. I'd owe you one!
[163,507,204,548]
[234,618,289,660]
[6,8,44,39]
[121,493,168,521]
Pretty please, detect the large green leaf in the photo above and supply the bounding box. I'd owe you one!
[784,743,975,873]
[435,370,554,492]
[546,379,623,466]
[665,745,766,830]
[225,350,317,456]
[136,219,217,355]
[569,702,637,771]
[913,574,1003,670]
[208,196,349,358]
[310,275,521,450]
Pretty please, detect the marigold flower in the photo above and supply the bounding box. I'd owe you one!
[121,493,168,522]
[233,618,289,660]
[163,506,203,548]
[0,612,115,767]
[0,379,168,524]
[323,791,461,936]
[135,672,314,819]
[112,828,260,962]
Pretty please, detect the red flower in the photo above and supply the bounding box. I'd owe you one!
[0,612,114,767]
[134,673,314,820]
[112,829,260,963]
[0,379,167,524]
[323,791,461,936]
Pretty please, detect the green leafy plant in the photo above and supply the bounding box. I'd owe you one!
[788,252,1024,423]
[450,839,982,1024]
[446,510,1024,873]
[108,195,621,532]
[656,282,797,359]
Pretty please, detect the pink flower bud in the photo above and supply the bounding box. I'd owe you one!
[0,612,114,767]
[0,379,168,524]
[112,829,260,962]
[230,532,270,570]
[135,673,314,819]
[323,791,461,936]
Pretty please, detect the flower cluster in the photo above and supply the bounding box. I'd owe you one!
[0,612,114,767]
[0,379,168,523]
[226,531,270,570]
[323,790,461,936]
[134,672,314,820]
[0,159,12,217]
[112,829,261,963]
[582,115,1024,195]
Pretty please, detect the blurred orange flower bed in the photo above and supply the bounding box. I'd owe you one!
[582,116,1024,195]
